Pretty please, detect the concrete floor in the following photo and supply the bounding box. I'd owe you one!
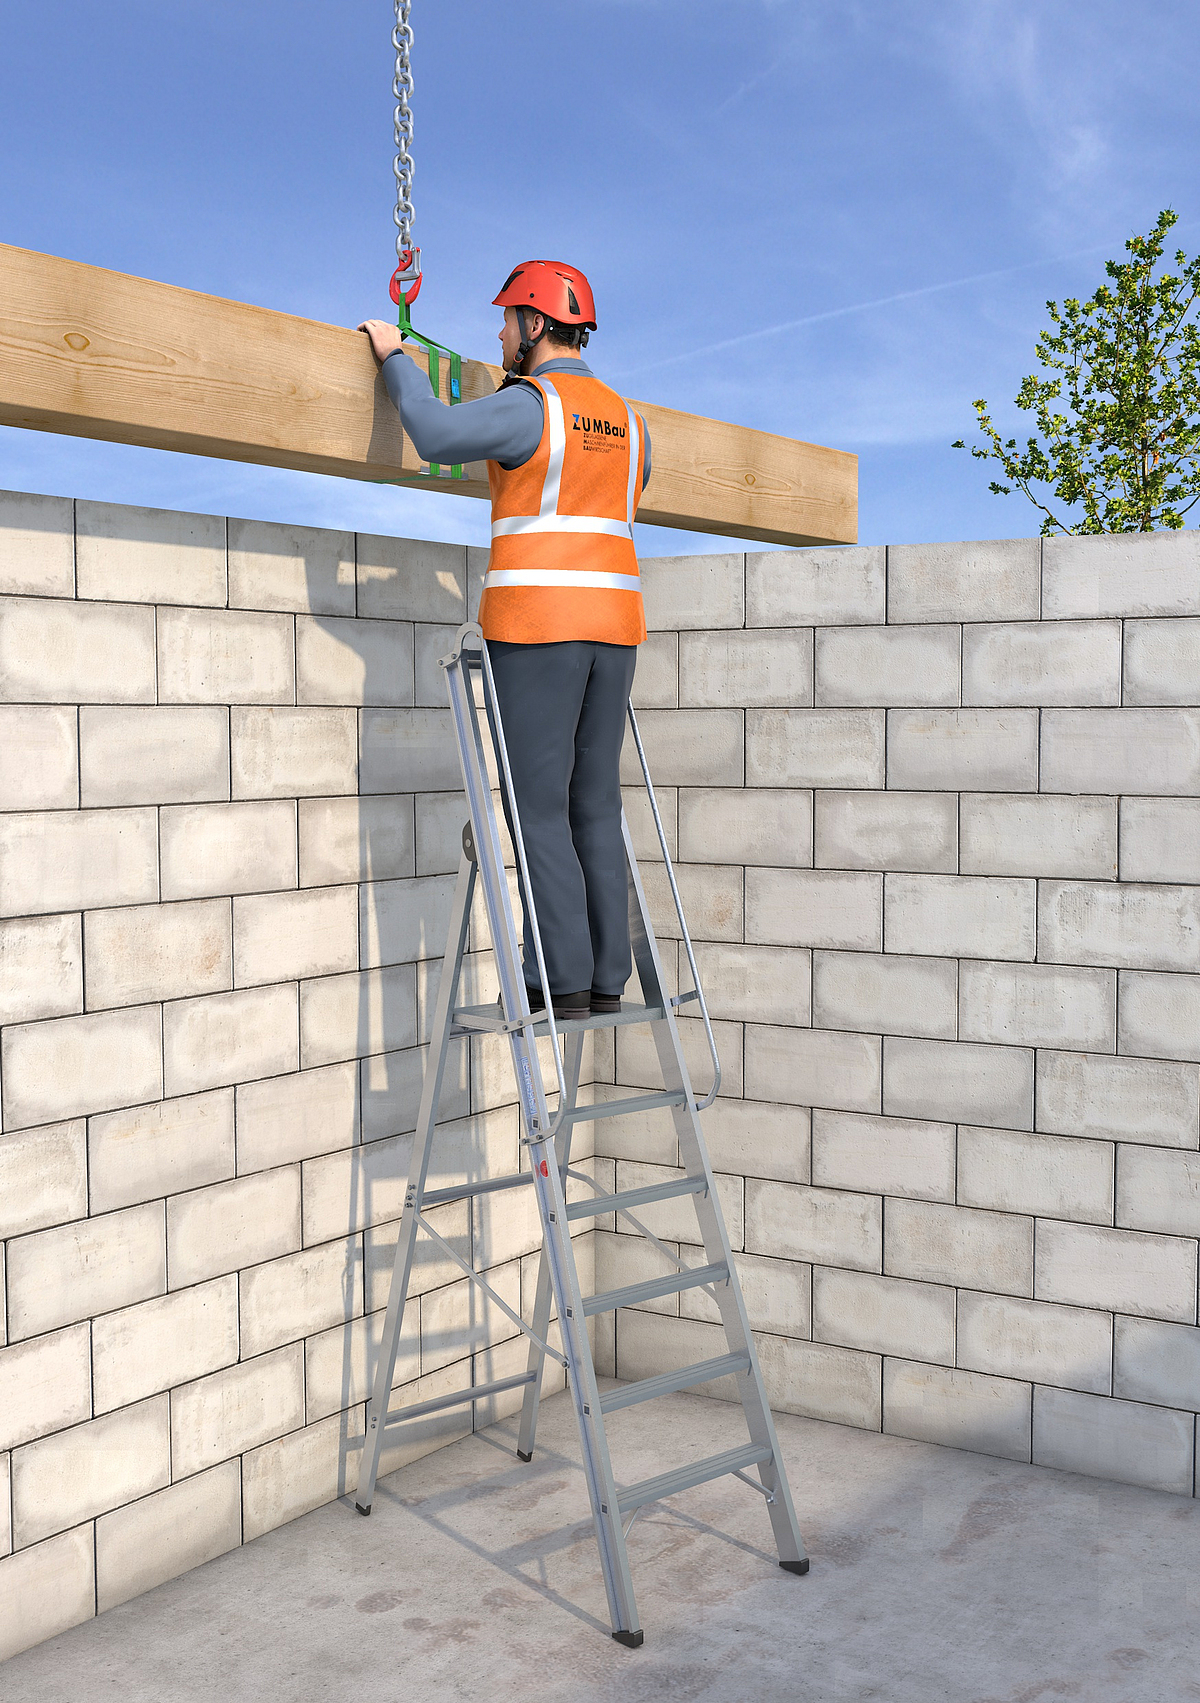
[4,1387,1200,1703]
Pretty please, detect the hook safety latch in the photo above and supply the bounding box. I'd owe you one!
[389,245,423,308]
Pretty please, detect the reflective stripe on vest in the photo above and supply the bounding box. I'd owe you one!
[484,568,641,590]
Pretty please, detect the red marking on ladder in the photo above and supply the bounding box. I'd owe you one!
[539,1160,549,1177]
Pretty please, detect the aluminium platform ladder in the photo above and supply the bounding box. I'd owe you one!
[354,621,808,1646]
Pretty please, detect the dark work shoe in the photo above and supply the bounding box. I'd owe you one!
[526,984,591,1021]
[590,992,622,1015]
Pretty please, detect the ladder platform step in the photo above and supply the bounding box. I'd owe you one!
[600,1353,751,1413]
[452,1000,667,1036]
[384,1370,536,1427]
[582,1260,727,1316]
[566,1173,707,1223]
[617,1442,774,1516]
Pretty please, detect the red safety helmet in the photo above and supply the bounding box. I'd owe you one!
[492,261,597,329]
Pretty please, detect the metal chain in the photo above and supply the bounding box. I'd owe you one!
[392,0,416,265]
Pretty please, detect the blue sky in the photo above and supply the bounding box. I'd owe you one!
[1,0,1197,554]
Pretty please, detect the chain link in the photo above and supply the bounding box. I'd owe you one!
[392,0,416,266]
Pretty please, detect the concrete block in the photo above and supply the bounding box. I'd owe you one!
[745,708,884,789]
[1042,529,1200,619]
[609,1160,743,1250]
[161,799,298,902]
[299,795,414,887]
[623,781,678,863]
[620,708,743,787]
[80,706,229,807]
[232,706,357,799]
[813,1267,954,1363]
[228,517,353,615]
[640,860,743,943]
[616,1013,742,1099]
[1037,1049,1199,1149]
[304,1307,419,1421]
[0,1525,95,1661]
[1123,617,1200,706]
[0,704,77,811]
[1113,1316,1200,1410]
[745,1178,881,1270]
[683,1250,812,1338]
[242,1408,359,1541]
[417,949,498,1045]
[639,552,743,630]
[0,1119,87,1237]
[416,793,467,879]
[89,1090,234,1213]
[361,706,459,793]
[678,787,812,867]
[413,622,461,707]
[1119,971,1200,1063]
[745,1024,881,1114]
[171,1344,305,1477]
[1041,708,1200,796]
[746,868,881,950]
[746,544,885,628]
[358,1042,469,1146]
[1121,798,1200,884]
[0,913,82,1026]
[0,1324,91,1451]
[887,538,1040,624]
[0,594,155,703]
[356,534,465,622]
[887,708,1038,792]
[686,1097,810,1184]
[680,628,813,708]
[596,1227,680,1319]
[813,949,956,1040]
[962,619,1121,706]
[295,613,413,708]
[240,1236,362,1357]
[1033,1386,1194,1495]
[693,942,810,1024]
[236,1062,359,1172]
[815,624,960,707]
[613,1311,731,1399]
[157,606,294,705]
[884,1361,1031,1462]
[12,1395,169,1547]
[360,873,457,970]
[885,873,1035,961]
[2,1004,162,1130]
[886,1198,1033,1296]
[811,1109,955,1202]
[585,1084,677,1168]
[364,1200,470,1311]
[1036,1220,1197,1321]
[959,960,1115,1051]
[0,489,73,596]
[92,1277,239,1412]
[1040,880,1200,974]
[6,1203,164,1341]
[957,1291,1111,1396]
[630,630,678,708]
[95,1459,241,1615]
[86,898,232,1009]
[958,1125,1114,1225]
[756,1334,882,1428]
[167,1167,301,1287]
[76,499,226,606]
[233,884,357,986]
[1,1464,11,1557]
[1116,1145,1200,1237]
[300,964,416,1070]
[163,982,298,1096]
[884,1036,1033,1129]
[0,807,157,919]
[421,1260,523,1375]
[814,790,957,874]
[960,793,1117,880]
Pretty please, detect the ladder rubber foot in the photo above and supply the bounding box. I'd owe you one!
[779,1558,809,1575]
[355,1503,372,1517]
[516,1449,533,1462]
[612,1630,644,1649]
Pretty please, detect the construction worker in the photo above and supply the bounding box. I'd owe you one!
[359,261,651,1021]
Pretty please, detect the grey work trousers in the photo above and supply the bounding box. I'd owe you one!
[488,639,637,998]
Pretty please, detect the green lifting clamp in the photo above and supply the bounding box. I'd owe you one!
[391,260,466,482]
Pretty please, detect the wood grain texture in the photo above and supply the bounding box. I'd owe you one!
[0,243,856,545]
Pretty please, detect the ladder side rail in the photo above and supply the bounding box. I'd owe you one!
[625,704,721,1109]
[355,849,476,1513]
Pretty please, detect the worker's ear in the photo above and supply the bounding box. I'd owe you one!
[528,312,546,344]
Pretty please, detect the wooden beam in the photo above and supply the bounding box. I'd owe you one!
[0,243,857,546]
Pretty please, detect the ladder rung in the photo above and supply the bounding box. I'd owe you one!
[561,1089,687,1128]
[582,1260,727,1316]
[617,1442,774,1516]
[384,1370,536,1426]
[565,1174,707,1223]
[600,1353,751,1413]
[421,1171,532,1208]
[670,989,700,1008]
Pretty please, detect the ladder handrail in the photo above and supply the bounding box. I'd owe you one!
[625,704,722,1110]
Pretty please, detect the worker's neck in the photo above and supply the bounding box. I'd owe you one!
[523,340,585,376]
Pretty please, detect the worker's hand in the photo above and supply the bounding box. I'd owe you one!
[358,319,406,364]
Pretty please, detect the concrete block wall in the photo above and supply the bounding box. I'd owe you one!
[0,491,594,1662]
[609,531,1200,1504]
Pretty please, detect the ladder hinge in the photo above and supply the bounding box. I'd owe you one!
[461,821,477,863]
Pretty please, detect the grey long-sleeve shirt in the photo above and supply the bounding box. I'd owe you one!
[381,350,652,485]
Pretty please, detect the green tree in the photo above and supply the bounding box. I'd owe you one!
[953,210,1200,534]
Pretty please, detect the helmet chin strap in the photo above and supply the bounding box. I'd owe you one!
[510,307,540,375]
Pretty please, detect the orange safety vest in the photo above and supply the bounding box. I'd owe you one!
[478,372,647,646]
